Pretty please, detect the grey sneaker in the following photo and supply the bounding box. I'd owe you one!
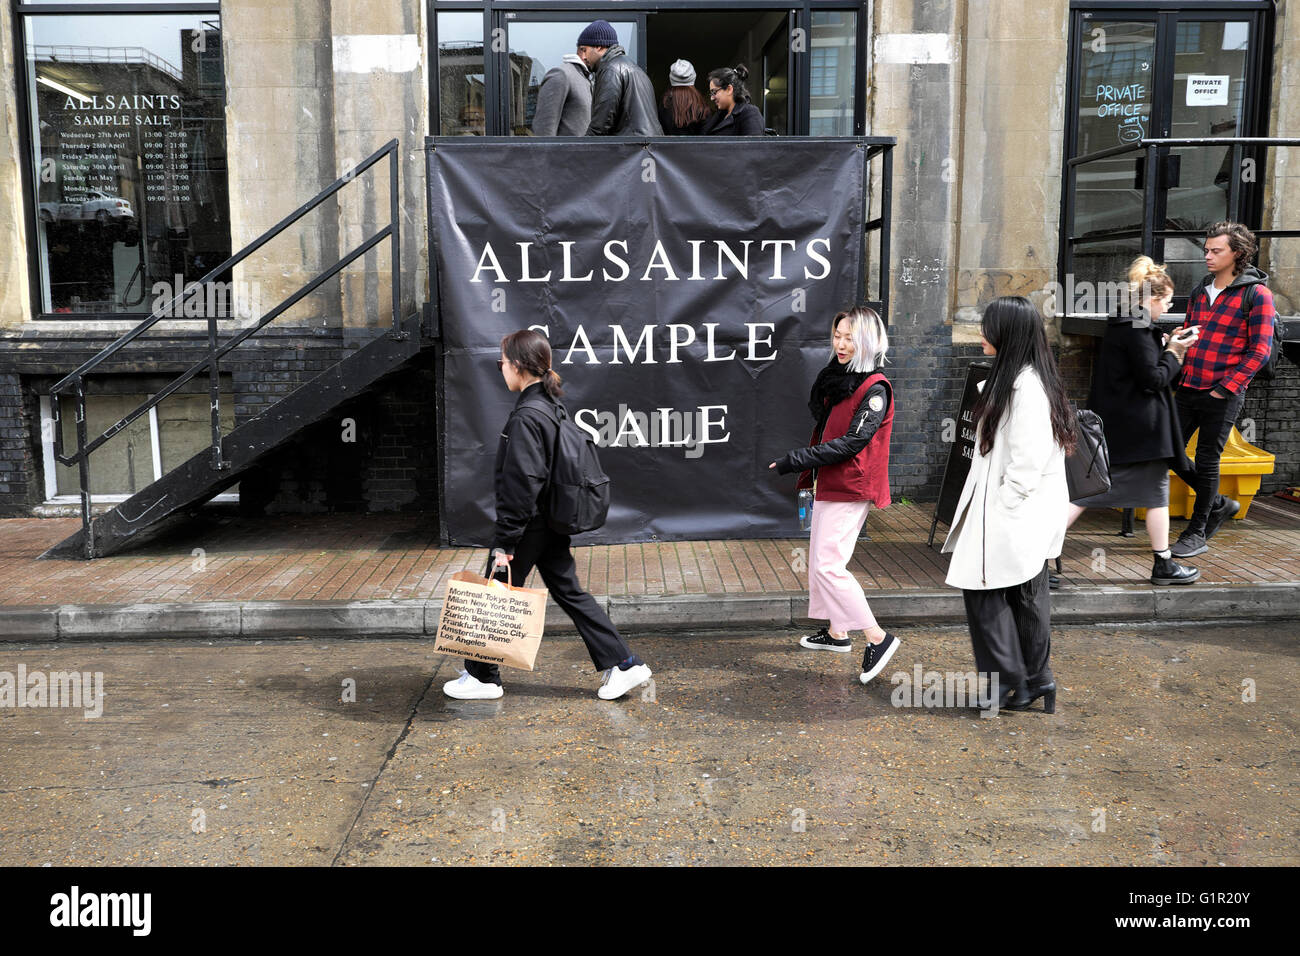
[1170,530,1208,559]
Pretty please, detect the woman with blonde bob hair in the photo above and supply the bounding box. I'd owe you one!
[770,306,901,685]
[1065,256,1201,586]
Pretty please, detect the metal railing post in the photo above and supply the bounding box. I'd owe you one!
[1229,142,1244,222]
[208,312,225,471]
[1141,145,1159,257]
[73,379,93,560]
[389,142,403,338]
[880,143,893,324]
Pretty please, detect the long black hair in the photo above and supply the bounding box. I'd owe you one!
[501,329,563,399]
[971,296,1077,457]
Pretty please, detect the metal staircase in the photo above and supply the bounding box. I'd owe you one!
[44,139,424,559]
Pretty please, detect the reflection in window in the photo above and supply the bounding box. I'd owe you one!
[811,48,838,97]
[810,11,856,136]
[437,12,486,135]
[26,13,229,316]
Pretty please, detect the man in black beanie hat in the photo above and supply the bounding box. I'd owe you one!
[578,19,663,136]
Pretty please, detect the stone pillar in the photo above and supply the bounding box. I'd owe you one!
[0,0,32,330]
[222,0,339,326]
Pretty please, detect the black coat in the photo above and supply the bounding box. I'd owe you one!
[491,383,559,552]
[586,46,664,136]
[701,102,765,136]
[1087,313,1191,469]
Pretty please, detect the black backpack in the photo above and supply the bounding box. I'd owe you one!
[524,398,610,535]
[1237,284,1284,381]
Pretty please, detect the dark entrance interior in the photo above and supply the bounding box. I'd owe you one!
[645,8,790,133]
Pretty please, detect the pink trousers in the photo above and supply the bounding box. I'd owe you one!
[807,499,879,633]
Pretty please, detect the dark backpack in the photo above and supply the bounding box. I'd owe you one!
[524,398,610,535]
[1238,284,1284,381]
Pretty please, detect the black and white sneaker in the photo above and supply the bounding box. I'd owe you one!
[799,628,851,652]
[859,632,900,684]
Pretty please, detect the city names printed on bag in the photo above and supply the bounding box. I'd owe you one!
[440,587,539,648]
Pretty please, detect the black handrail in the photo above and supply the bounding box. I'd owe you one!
[50,138,402,558]
[1064,136,1296,299]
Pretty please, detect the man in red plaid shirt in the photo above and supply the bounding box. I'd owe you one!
[1170,222,1276,558]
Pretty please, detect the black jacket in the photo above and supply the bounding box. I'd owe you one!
[1087,311,1191,469]
[492,383,561,552]
[701,102,765,136]
[586,46,664,136]
[775,382,891,474]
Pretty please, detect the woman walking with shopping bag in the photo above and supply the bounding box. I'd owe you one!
[769,306,901,685]
[442,329,652,701]
[942,296,1076,713]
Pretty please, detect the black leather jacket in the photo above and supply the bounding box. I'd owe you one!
[586,45,664,136]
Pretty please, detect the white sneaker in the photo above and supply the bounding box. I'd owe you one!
[598,663,652,700]
[443,670,504,700]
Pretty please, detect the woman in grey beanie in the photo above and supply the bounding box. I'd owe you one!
[659,59,709,135]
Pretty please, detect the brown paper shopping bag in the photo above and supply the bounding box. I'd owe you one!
[433,568,548,670]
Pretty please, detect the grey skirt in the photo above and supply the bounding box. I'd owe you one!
[1071,459,1170,509]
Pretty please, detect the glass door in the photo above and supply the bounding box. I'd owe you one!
[1066,15,1159,295]
[1159,14,1256,298]
[1062,5,1271,306]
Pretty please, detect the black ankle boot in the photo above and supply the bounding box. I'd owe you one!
[1151,553,1201,586]
[1006,681,1057,714]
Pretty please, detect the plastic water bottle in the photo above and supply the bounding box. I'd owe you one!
[797,489,814,531]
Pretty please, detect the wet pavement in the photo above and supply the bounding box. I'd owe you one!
[0,623,1295,866]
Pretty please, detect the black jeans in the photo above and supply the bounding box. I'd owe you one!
[962,566,1053,696]
[1173,386,1247,534]
[465,526,632,686]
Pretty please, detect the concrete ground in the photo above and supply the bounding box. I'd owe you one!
[0,622,1294,866]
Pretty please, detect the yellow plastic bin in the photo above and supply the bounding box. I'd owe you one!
[1134,426,1275,520]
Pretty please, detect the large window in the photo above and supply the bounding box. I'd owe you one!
[429,2,866,137]
[20,2,229,318]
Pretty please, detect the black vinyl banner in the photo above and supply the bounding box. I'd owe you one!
[428,138,867,545]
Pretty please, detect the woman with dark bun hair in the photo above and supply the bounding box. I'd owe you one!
[442,329,652,702]
[702,64,764,136]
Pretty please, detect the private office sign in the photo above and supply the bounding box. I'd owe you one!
[428,139,868,544]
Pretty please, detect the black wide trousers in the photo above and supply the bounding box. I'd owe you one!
[465,526,632,686]
[961,565,1053,695]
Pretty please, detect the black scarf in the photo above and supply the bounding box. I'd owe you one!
[808,359,869,424]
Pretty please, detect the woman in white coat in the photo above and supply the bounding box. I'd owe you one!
[942,296,1076,713]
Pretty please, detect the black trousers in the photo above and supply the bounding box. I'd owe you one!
[1172,386,1247,533]
[465,526,632,686]
[962,566,1053,695]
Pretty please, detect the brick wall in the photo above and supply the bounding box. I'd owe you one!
[0,373,41,512]
[1242,360,1300,492]
[237,354,439,515]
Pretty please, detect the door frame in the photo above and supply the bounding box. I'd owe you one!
[428,0,869,137]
